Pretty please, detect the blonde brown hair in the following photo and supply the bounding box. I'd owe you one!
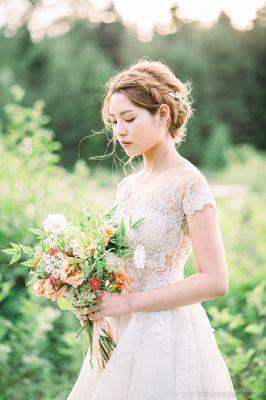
[88,58,193,173]
[102,58,193,143]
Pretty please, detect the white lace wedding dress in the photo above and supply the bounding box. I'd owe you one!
[67,162,237,399]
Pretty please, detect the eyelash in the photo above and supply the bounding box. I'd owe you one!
[112,118,135,125]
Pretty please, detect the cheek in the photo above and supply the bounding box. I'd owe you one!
[134,116,155,137]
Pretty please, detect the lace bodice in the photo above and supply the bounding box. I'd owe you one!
[111,164,217,293]
[87,167,233,400]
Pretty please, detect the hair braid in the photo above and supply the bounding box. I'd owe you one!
[102,59,193,146]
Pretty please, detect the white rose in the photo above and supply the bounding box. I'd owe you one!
[43,213,68,234]
[134,245,146,269]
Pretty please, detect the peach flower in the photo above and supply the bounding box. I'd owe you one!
[59,262,85,288]
[33,278,67,299]
[103,224,116,246]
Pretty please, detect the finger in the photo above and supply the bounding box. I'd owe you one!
[82,306,101,316]
[89,313,102,321]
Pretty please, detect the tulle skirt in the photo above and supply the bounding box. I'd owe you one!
[66,303,237,399]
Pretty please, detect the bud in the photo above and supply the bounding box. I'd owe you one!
[50,275,59,291]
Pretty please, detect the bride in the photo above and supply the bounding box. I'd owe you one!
[67,59,237,399]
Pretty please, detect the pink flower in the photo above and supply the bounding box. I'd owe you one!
[49,275,59,291]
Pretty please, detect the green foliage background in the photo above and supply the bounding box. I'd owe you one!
[0,11,265,170]
[0,5,266,399]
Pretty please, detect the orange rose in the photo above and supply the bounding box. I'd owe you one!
[59,262,85,288]
[114,273,129,290]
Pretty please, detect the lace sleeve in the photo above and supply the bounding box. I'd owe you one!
[182,174,217,219]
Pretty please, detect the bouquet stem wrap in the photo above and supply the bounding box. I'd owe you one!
[91,318,116,376]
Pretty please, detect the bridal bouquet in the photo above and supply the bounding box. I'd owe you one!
[2,206,144,373]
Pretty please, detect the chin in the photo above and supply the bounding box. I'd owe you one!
[125,148,141,157]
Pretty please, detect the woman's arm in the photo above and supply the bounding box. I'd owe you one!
[128,202,229,313]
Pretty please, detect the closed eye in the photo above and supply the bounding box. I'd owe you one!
[111,118,135,125]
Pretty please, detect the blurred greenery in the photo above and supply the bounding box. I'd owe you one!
[0,7,265,169]
[0,4,265,399]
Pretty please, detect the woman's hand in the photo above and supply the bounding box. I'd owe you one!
[74,306,89,325]
[76,291,132,322]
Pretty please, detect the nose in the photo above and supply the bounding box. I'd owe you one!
[115,122,127,138]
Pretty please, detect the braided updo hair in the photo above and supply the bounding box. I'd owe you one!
[102,58,193,147]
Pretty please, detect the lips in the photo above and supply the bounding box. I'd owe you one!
[121,141,132,148]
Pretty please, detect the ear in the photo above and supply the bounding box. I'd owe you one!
[157,104,170,126]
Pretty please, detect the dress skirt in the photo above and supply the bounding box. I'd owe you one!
[66,302,236,399]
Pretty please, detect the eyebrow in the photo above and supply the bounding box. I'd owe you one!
[108,109,135,117]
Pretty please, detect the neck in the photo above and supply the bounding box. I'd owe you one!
[141,138,184,175]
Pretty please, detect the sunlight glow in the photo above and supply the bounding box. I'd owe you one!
[0,0,265,40]
[92,0,266,38]
[223,0,265,30]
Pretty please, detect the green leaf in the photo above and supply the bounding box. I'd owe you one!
[57,297,71,310]
[2,248,16,255]
[28,228,44,236]
[9,242,20,250]
[10,253,22,265]
[96,261,106,270]
[21,259,34,268]
[131,217,145,229]
[79,252,89,260]
[19,243,33,254]
[244,324,262,335]
[119,218,126,236]
[106,204,118,219]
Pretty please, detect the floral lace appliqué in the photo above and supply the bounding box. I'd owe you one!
[108,172,215,391]
[182,180,217,219]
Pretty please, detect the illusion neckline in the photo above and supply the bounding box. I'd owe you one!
[120,175,183,211]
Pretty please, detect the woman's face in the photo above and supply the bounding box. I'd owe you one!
[108,92,169,157]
